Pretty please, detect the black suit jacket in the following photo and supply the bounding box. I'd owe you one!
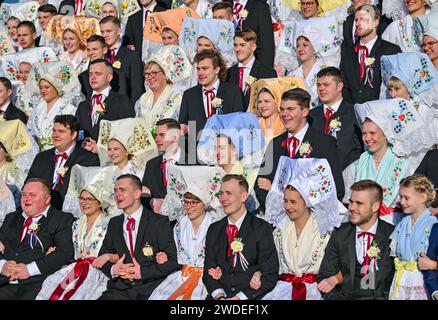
[226,0,274,68]
[75,90,134,141]
[98,207,179,298]
[123,4,167,58]
[179,81,245,133]
[26,146,100,210]
[308,100,363,170]
[342,12,392,50]
[255,127,345,209]
[79,68,129,99]
[415,149,438,208]
[110,46,145,104]
[317,220,395,300]
[203,213,279,299]
[3,102,28,124]
[227,59,277,109]
[0,206,74,291]
[340,36,401,104]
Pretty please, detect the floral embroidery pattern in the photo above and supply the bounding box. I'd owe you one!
[219,25,233,44]
[14,133,27,149]
[59,65,72,85]
[170,48,186,79]
[309,164,332,199]
[169,172,187,199]
[182,23,196,43]
[99,121,111,146]
[391,100,416,133]
[382,157,405,204]
[5,59,17,80]
[128,124,152,153]
[0,34,13,56]
[209,173,222,199]
[413,57,433,91]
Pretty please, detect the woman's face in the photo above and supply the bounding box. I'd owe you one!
[7,19,19,40]
[422,35,438,63]
[79,190,101,216]
[283,188,309,221]
[362,119,388,154]
[296,37,315,63]
[107,139,129,166]
[102,2,118,17]
[63,29,81,54]
[197,36,215,53]
[183,196,206,221]
[161,29,179,45]
[388,84,410,100]
[39,79,59,103]
[405,0,425,15]
[300,0,319,19]
[0,146,7,164]
[18,62,32,84]
[145,63,167,92]
[215,136,237,167]
[399,185,428,214]
[257,91,277,119]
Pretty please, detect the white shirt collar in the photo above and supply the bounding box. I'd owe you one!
[356,218,379,235]
[92,86,111,98]
[22,205,50,220]
[227,210,247,230]
[164,146,181,162]
[55,142,76,157]
[324,98,343,114]
[288,122,309,143]
[360,35,378,54]
[0,100,10,112]
[124,205,143,221]
[238,55,255,68]
[145,2,157,11]
[203,79,220,92]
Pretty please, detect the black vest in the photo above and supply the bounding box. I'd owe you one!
[353,259,376,299]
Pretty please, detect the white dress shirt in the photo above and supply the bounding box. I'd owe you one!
[357,35,378,63]
[0,100,10,113]
[91,86,111,126]
[238,56,255,94]
[122,206,143,254]
[355,219,379,264]
[202,79,220,118]
[52,143,76,184]
[323,98,342,115]
[287,123,309,155]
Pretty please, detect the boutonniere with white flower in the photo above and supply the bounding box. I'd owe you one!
[363,57,375,88]
[240,9,248,19]
[245,75,256,87]
[112,61,121,69]
[53,167,69,190]
[57,167,69,177]
[299,141,313,158]
[211,97,224,115]
[27,221,44,252]
[95,102,107,117]
[366,239,381,272]
[143,242,153,257]
[365,57,375,67]
[329,117,342,137]
[230,237,249,271]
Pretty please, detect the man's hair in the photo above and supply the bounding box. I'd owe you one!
[156,118,181,131]
[54,114,80,134]
[38,4,58,14]
[87,35,106,47]
[317,66,343,84]
[116,174,142,190]
[17,21,37,33]
[281,88,311,110]
[25,178,51,196]
[222,174,249,193]
[351,179,383,204]
[89,58,114,74]
[99,15,122,29]
[0,77,12,91]
[212,1,233,13]
[234,29,257,43]
[356,4,380,21]
[194,49,227,81]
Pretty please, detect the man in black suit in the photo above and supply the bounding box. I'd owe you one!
[98,174,178,300]
[227,29,276,109]
[340,4,401,104]
[203,174,278,300]
[223,0,274,68]
[415,150,438,213]
[26,115,100,210]
[76,59,134,149]
[309,67,363,170]
[342,0,392,50]
[255,88,345,210]
[123,0,167,57]
[141,118,184,213]
[100,16,145,104]
[79,35,128,98]
[0,178,74,300]
[35,4,57,48]
[179,49,244,137]
[317,180,395,300]
[0,77,27,124]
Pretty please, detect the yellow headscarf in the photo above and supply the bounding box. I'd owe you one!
[283,0,350,16]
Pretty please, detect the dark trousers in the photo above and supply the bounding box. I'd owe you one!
[0,283,41,300]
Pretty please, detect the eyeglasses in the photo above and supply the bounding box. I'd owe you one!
[421,41,438,49]
[300,1,316,8]
[182,200,201,207]
[79,197,98,204]
[144,70,163,79]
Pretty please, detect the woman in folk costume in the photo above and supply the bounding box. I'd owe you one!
[45,15,101,75]
[97,117,158,181]
[388,174,437,300]
[142,7,200,62]
[37,165,118,300]
[248,76,305,144]
[277,16,342,108]
[135,45,192,130]
[26,61,81,151]
[0,179,15,224]
[261,157,344,300]
[197,112,265,213]
[84,0,140,37]
[149,165,225,300]
[413,10,438,70]
[381,52,438,145]
[343,98,434,225]
[0,47,58,117]
[382,0,437,52]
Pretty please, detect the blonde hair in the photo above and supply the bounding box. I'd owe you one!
[400,174,436,207]
[387,76,409,93]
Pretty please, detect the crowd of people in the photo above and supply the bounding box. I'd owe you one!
[0,0,436,301]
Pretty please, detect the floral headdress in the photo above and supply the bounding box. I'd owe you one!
[147,45,192,83]
[0,119,32,158]
[265,156,345,234]
[45,15,101,47]
[97,118,158,170]
[0,1,39,30]
[0,32,15,57]
[413,10,438,45]
[84,0,140,24]
[383,0,438,21]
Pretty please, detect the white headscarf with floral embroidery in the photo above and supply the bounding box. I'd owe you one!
[265,157,345,234]
[147,45,192,84]
[0,1,40,34]
[84,0,140,24]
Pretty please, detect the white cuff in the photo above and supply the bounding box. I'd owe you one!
[110,265,118,279]
[236,291,248,300]
[212,289,226,300]
[26,262,41,277]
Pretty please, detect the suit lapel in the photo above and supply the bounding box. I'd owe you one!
[15,213,25,247]
[369,37,382,58]
[347,224,357,293]
[249,60,260,78]
[134,209,149,257]
[196,85,207,123]
[372,220,386,289]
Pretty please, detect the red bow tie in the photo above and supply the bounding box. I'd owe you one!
[54,152,68,162]
[281,136,299,158]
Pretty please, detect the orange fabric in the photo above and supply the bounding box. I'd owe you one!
[167,265,203,300]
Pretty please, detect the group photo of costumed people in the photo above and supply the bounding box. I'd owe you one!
[0,0,437,301]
